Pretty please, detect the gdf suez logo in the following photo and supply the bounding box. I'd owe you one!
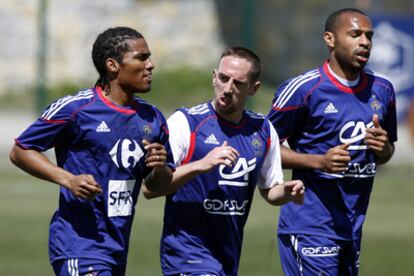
[301,246,341,257]
[203,198,249,216]
[109,139,144,169]
[218,157,256,187]
[339,121,374,150]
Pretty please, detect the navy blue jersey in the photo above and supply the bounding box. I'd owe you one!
[161,102,284,275]
[267,62,397,240]
[16,87,174,265]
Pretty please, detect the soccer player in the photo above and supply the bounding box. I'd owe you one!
[9,27,174,276]
[143,47,305,275]
[267,8,397,275]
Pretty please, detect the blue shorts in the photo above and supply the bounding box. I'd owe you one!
[278,234,361,276]
[52,258,126,276]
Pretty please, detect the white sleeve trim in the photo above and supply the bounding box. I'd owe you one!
[167,111,190,166]
[258,121,284,189]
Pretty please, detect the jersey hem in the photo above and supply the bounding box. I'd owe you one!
[50,252,126,266]
[277,229,361,241]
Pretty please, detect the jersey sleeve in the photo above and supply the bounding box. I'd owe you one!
[154,109,176,171]
[15,96,80,151]
[167,111,191,166]
[257,121,284,189]
[266,78,310,143]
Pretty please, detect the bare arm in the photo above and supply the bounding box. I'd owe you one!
[141,140,173,197]
[142,141,239,199]
[9,144,102,200]
[259,180,305,206]
[281,143,351,173]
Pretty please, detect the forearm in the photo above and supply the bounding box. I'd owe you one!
[143,160,205,199]
[142,165,173,197]
[376,142,395,165]
[9,144,74,188]
[260,184,289,206]
[281,145,324,170]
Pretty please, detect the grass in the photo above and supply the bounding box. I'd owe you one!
[1,158,413,275]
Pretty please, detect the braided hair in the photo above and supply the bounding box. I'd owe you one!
[92,27,144,88]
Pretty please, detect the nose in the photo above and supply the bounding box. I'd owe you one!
[224,78,234,94]
[146,58,155,70]
[360,33,371,47]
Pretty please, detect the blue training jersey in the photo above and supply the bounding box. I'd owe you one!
[16,87,174,265]
[267,62,397,240]
[161,102,283,276]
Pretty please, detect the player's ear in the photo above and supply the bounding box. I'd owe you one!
[248,81,261,96]
[212,69,217,87]
[324,31,335,48]
[105,58,120,73]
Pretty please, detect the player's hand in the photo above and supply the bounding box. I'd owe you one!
[143,139,168,169]
[67,174,102,200]
[321,144,351,173]
[365,114,391,156]
[200,141,239,172]
[283,180,305,205]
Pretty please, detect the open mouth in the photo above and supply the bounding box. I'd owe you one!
[356,50,370,62]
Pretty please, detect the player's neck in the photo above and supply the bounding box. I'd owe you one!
[327,60,360,81]
[102,86,134,106]
[327,63,360,87]
[211,101,244,124]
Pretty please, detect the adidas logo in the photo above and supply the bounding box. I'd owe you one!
[324,102,338,114]
[204,134,220,145]
[96,121,111,132]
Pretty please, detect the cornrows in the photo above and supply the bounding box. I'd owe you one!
[92,27,144,89]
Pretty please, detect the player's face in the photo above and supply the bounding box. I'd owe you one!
[328,12,373,73]
[212,56,258,122]
[117,38,155,94]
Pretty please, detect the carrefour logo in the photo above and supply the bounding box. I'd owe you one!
[339,121,374,150]
[109,139,144,169]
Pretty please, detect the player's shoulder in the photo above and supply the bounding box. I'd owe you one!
[278,67,322,94]
[363,67,394,89]
[245,109,265,120]
[245,109,271,129]
[180,102,210,116]
[41,88,95,120]
[134,96,166,117]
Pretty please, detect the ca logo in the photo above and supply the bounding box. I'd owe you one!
[109,139,144,168]
[339,121,374,150]
[218,157,256,187]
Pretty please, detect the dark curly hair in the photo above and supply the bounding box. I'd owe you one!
[92,27,144,88]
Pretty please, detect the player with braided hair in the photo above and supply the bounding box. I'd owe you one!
[10,26,174,275]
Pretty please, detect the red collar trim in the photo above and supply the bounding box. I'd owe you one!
[96,86,136,114]
[322,62,368,94]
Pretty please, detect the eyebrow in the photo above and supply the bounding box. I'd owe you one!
[218,72,248,84]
